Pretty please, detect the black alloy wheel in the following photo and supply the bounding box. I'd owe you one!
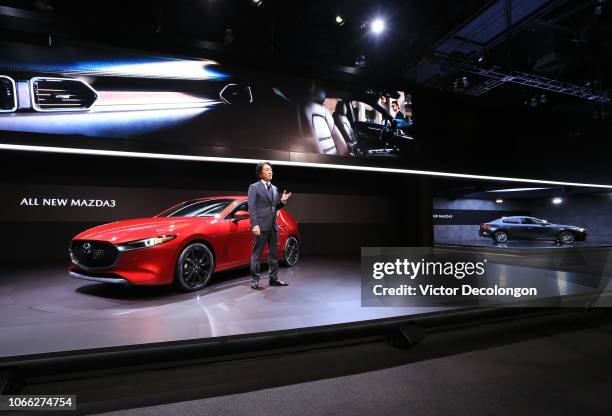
[282,236,300,266]
[558,231,576,245]
[175,243,215,291]
[493,230,509,243]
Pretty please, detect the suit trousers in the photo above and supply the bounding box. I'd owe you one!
[250,229,279,282]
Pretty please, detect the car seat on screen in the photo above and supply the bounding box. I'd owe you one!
[302,87,349,156]
[332,100,360,156]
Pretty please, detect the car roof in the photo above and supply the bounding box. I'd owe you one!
[193,196,246,201]
[499,216,543,221]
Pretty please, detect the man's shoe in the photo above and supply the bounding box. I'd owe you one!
[251,280,259,290]
[269,279,289,286]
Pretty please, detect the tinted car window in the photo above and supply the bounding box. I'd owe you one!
[351,101,385,125]
[158,199,234,217]
[231,202,248,215]
[502,218,520,224]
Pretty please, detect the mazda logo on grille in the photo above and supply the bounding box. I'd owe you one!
[82,242,92,255]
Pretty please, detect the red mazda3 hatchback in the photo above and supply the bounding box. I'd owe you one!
[69,196,300,291]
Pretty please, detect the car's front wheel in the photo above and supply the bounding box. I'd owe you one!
[281,236,300,267]
[558,231,576,245]
[175,242,215,291]
[493,230,509,243]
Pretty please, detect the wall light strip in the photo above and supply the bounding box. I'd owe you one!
[1,143,611,189]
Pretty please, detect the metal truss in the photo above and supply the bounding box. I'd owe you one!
[466,66,612,104]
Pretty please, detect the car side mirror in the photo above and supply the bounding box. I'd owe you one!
[220,83,253,105]
[232,210,249,223]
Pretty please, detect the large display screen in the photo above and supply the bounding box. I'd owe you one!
[0,42,414,166]
[433,181,612,248]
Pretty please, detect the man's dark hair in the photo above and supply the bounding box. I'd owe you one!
[256,161,273,179]
[391,101,399,107]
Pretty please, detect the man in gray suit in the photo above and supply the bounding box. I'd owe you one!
[248,161,292,289]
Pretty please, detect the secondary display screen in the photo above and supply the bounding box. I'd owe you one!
[433,181,612,248]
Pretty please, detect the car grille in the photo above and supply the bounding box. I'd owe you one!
[70,240,119,270]
[31,78,98,111]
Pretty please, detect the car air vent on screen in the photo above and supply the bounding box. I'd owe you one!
[0,75,17,112]
[31,77,98,112]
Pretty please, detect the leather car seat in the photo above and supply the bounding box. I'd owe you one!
[302,87,348,156]
[332,100,360,156]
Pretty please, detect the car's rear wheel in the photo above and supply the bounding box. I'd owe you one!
[493,230,508,243]
[558,231,576,245]
[175,242,215,292]
[281,236,300,267]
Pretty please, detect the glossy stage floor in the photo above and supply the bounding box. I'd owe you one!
[1,250,610,358]
[0,256,447,358]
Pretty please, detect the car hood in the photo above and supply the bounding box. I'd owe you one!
[74,217,214,243]
[555,224,586,231]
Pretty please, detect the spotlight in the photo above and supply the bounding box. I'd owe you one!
[251,0,263,7]
[477,56,484,63]
[335,15,345,26]
[552,197,563,204]
[496,199,504,203]
[371,18,385,34]
[462,76,469,88]
[354,54,368,68]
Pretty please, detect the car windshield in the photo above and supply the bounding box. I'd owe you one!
[157,199,234,218]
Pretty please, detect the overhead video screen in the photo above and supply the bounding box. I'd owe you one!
[0,42,414,165]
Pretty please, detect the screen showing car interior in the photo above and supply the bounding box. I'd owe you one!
[0,42,415,167]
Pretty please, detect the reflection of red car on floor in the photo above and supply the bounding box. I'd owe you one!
[69,196,300,291]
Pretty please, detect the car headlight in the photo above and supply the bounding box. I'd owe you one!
[116,235,176,252]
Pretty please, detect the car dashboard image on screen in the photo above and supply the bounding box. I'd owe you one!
[0,42,414,164]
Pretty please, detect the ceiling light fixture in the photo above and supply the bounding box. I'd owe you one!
[371,18,385,34]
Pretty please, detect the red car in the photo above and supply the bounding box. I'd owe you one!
[69,196,300,291]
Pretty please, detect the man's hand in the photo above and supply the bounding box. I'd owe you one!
[281,190,292,203]
[252,225,261,236]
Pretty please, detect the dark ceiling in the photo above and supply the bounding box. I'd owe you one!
[0,0,610,116]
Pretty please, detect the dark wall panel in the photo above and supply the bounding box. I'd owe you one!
[0,151,433,266]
